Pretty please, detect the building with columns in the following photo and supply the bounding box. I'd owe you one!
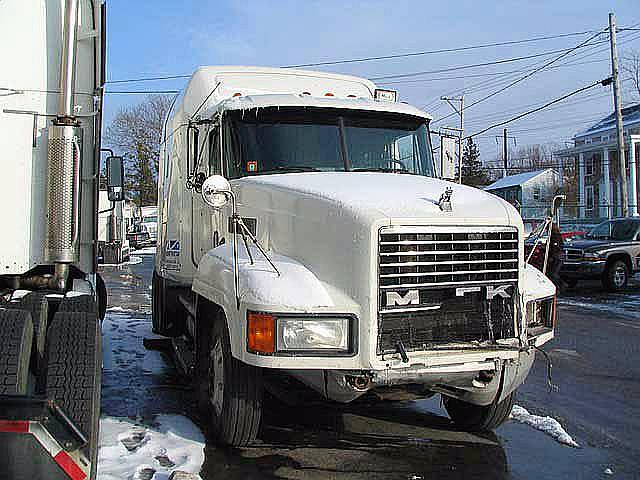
[555,104,640,221]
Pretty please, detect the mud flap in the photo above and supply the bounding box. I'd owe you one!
[0,397,91,480]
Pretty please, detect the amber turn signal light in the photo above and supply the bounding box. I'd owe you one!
[247,312,275,354]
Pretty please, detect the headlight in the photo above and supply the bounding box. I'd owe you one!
[583,252,605,261]
[526,296,555,332]
[247,311,354,355]
[278,317,349,352]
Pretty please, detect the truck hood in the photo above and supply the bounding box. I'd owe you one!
[234,172,517,226]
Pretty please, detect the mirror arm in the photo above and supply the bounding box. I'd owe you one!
[223,190,280,310]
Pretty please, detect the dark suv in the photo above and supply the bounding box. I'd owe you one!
[561,218,640,291]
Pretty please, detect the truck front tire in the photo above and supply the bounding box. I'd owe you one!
[204,312,263,446]
[444,391,515,431]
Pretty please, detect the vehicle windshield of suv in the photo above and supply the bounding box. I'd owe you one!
[224,108,435,178]
[586,219,640,241]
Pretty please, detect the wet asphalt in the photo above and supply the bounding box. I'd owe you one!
[100,254,640,480]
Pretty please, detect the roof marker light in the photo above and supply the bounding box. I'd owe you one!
[347,94,357,98]
[324,92,334,97]
[301,91,311,96]
[232,92,242,97]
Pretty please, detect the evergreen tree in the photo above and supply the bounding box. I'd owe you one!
[460,137,489,187]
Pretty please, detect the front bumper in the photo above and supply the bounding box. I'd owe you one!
[560,260,606,278]
[287,347,536,405]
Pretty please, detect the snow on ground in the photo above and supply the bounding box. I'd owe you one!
[511,405,579,448]
[98,415,205,480]
[131,246,157,255]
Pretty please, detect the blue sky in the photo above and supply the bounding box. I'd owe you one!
[104,0,640,162]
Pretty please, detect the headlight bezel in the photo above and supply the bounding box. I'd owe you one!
[582,251,605,262]
[247,311,358,357]
[526,295,556,336]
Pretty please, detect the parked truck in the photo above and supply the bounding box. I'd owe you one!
[0,1,123,478]
[153,66,556,446]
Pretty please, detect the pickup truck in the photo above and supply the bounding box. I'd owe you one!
[561,218,640,291]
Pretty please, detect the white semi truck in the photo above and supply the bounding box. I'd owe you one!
[153,66,556,446]
[0,1,123,478]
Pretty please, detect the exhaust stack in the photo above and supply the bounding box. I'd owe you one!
[45,0,82,290]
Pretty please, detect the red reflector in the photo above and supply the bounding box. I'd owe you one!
[54,451,87,480]
[0,420,29,433]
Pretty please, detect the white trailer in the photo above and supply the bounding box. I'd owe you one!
[0,1,123,478]
[154,66,556,446]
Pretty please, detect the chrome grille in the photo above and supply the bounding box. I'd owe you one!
[377,226,519,353]
[379,227,519,289]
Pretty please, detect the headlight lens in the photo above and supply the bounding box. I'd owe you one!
[277,317,350,352]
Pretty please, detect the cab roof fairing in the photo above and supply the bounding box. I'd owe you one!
[198,94,433,122]
[165,66,432,126]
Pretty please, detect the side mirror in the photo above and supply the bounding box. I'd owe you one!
[201,175,232,208]
[106,156,125,202]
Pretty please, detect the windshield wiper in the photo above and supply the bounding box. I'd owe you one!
[261,166,321,173]
[351,167,416,174]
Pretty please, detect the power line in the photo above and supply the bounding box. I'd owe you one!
[282,30,599,68]
[369,43,607,81]
[433,29,608,123]
[466,77,611,139]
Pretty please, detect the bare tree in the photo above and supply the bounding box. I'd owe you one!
[622,49,640,101]
[104,95,174,205]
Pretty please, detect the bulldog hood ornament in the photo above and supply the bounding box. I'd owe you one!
[437,187,453,212]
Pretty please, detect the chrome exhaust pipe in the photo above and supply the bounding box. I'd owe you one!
[45,0,81,290]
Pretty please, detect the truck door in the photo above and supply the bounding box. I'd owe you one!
[190,126,224,265]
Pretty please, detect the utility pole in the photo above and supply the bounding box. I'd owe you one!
[503,128,508,178]
[609,12,628,216]
[441,95,464,184]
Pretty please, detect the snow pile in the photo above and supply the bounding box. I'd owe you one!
[510,405,579,447]
[97,415,205,480]
[132,246,157,256]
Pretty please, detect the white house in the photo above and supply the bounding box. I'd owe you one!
[555,104,640,220]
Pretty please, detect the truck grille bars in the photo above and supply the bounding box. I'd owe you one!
[377,226,519,354]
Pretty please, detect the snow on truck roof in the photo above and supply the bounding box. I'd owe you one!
[171,66,431,121]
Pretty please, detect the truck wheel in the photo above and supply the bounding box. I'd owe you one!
[205,313,263,446]
[444,391,515,431]
[45,311,101,478]
[7,292,48,375]
[603,259,629,292]
[0,309,33,395]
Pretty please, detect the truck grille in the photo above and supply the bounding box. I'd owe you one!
[377,227,519,354]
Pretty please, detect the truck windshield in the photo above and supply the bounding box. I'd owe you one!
[224,108,435,178]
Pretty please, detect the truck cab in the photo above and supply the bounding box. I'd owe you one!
[153,66,556,446]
